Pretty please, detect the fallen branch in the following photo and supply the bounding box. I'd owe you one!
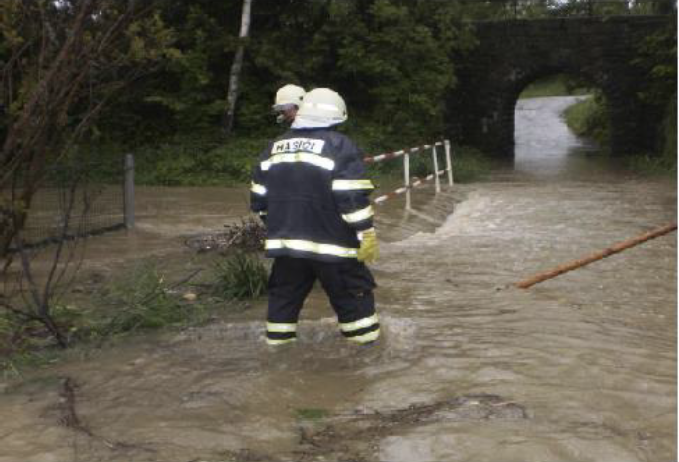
[185,217,265,253]
[58,376,154,452]
[515,222,677,289]
[58,377,94,437]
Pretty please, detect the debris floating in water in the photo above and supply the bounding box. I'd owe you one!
[185,217,265,253]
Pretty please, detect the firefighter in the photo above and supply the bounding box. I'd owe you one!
[272,84,306,125]
[251,88,380,346]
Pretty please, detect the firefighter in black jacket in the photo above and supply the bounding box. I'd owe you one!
[250,88,380,346]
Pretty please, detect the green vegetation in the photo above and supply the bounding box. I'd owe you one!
[1,254,269,376]
[99,130,491,188]
[8,1,665,188]
[98,262,205,334]
[0,314,64,377]
[632,23,677,173]
[625,99,677,176]
[563,94,610,144]
[212,253,269,300]
[564,95,676,176]
[561,23,676,175]
[81,0,482,185]
[2,1,674,189]
[131,135,271,186]
[452,147,495,183]
[1,261,199,374]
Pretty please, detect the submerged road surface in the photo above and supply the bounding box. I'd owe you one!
[1,96,676,462]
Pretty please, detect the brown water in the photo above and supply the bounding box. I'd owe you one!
[1,97,676,462]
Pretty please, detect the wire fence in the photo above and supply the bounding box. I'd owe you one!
[6,156,133,249]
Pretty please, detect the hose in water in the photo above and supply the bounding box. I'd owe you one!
[515,222,677,289]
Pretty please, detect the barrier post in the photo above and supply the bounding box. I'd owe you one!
[444,139,454,186]
[123,153,135,229]
[431,144,441,193]
[404,152,411,210]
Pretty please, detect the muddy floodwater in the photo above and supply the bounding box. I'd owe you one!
[1,96,676,462]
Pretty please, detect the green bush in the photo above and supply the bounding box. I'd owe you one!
[625,101,676,176]
[212,252,269,300]
[449,146,493,183]
[563,94,610,143]
[131,134,271,186]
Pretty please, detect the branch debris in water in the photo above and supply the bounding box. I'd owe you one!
[185,218,265,254]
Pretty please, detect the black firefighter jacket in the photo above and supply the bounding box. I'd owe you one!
[250,127,374,263]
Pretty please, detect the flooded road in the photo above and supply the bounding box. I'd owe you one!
[1,96,676,462]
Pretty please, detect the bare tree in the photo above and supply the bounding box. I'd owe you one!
[223,0,253,136]
[0,0,172,258]
[1,169,93,348]
[0,0,173,347]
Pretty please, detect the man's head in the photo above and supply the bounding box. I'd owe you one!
[292,88,347,129]
[273,84,306,124]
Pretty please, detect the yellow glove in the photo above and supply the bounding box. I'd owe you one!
[357,228,379,263]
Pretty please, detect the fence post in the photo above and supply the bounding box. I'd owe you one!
[124,153,135,229]
[444,139,454,186]
[431,144,441,193]
[404,151,411,210]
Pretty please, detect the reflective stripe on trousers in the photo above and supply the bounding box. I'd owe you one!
[265,257,378,346]
[266,321,297,345]
[339,313,380,343]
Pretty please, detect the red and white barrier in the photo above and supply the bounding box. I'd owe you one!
[366,140,453,209]
[363,142,444,164]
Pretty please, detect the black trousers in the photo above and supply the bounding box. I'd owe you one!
[265,256,379,345]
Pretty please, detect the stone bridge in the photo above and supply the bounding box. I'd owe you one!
[446,15,674,156]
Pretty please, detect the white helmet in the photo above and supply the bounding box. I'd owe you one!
[296,88,348,126]
[273,84,306,110]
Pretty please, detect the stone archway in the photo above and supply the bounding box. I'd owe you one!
[446,16,671,157]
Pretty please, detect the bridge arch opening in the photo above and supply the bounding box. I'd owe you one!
[445,16,670,159]
[511,72,611,175]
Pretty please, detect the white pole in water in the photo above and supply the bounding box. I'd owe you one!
[404,151,411,210]
[444,139,454,186]
[123,153,135,229]
[432,144,441,193]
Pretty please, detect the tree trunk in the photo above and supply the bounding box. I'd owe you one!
[223,0,253,136]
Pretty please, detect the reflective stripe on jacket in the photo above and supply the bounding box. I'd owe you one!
[250,128,374,262]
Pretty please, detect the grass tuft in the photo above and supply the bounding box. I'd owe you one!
[98,261,204,335]
[212,252,268,300]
